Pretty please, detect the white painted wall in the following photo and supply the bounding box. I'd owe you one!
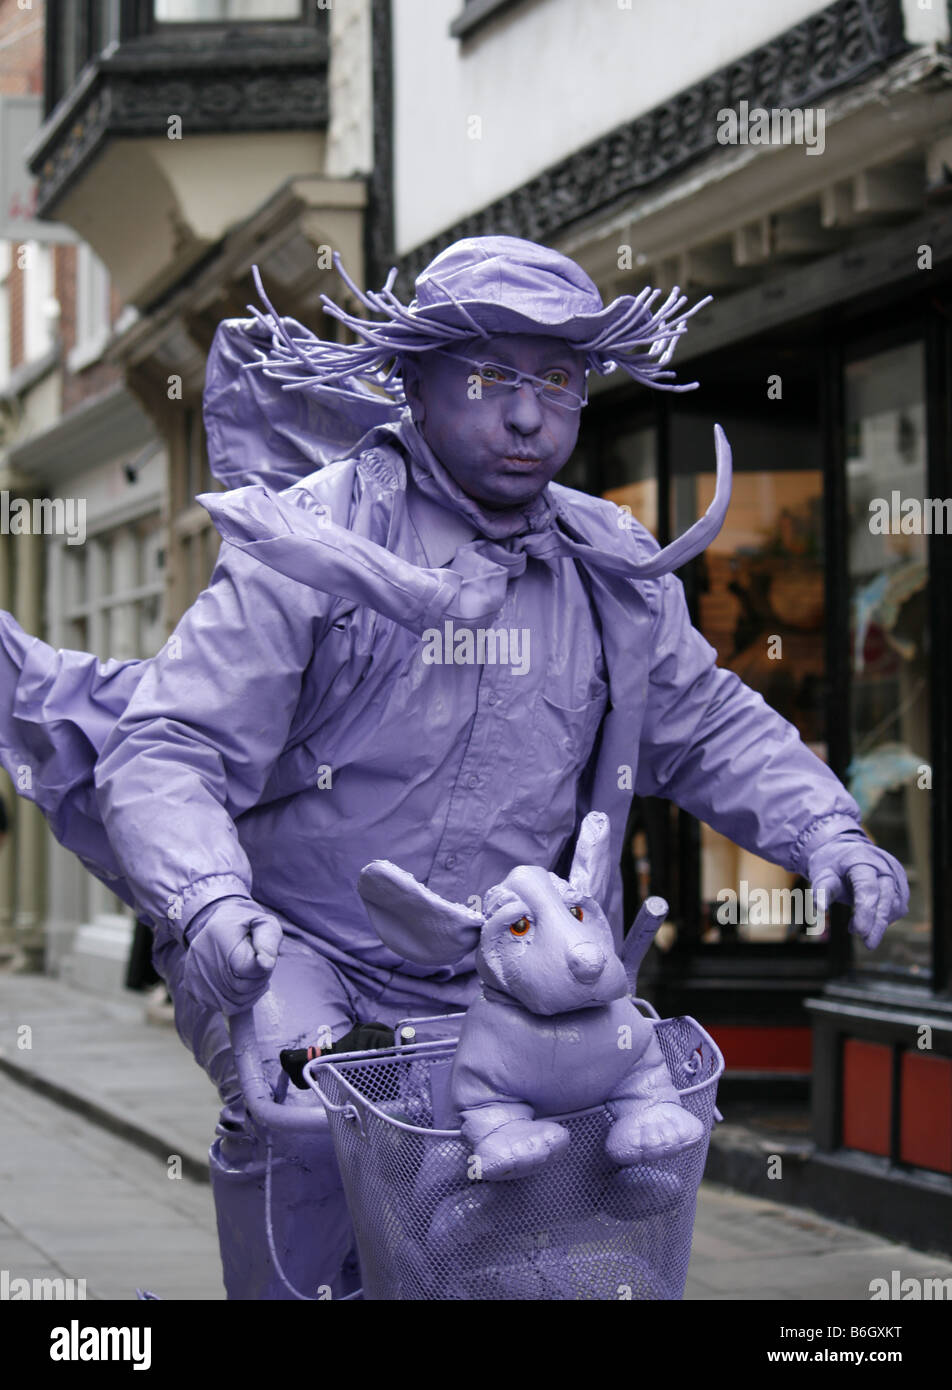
[393,0,846,254]
[326,0,374,177]
[901,0,950,45]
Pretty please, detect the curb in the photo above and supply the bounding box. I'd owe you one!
[705,1123,952,1259]
[0,1052,211,1183]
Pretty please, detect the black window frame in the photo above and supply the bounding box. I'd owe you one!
[43,0,320,117]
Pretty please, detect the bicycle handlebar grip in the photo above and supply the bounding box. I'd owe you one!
[228,1008,330,1136]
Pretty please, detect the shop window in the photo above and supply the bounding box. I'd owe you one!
[845,341,931,976]
[597,424,663,927]
[670,411,826,944]
[600,424,658,538]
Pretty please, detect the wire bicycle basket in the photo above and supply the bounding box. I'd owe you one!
[307,1007,723,1300]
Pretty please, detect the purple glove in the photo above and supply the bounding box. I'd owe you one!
[182,895,282,1015]
[806,830,909,951]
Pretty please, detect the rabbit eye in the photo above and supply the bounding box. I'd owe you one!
[569,905,584,921]
[509,916,531,937]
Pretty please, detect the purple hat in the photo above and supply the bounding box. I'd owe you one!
[411,236,621,338]
[245,235,710,405]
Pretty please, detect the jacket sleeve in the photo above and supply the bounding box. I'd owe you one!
[633,567,862,874]
[94,539,324,942]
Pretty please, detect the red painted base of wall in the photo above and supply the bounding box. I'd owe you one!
[900,1051,952,1174]
[708,1025,812,1072]
[842,1039,891,1156]
[840,1039,952,1175]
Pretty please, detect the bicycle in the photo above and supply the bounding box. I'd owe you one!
[228,895,724,1301]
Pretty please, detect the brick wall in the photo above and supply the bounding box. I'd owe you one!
[55,242,75,353]
[56,237,123,412]
[62,358,123,415]
[0,0,44,98]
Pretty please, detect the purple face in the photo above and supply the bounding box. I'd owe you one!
[401,333,587,510]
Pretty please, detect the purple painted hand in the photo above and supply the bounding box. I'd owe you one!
[182,895,282,1015]
[806,830,909,951]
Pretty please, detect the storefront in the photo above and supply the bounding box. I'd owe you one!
[571,222,952,1244]
[383,0,951,1236]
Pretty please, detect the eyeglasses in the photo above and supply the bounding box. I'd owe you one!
[439,349,589,411]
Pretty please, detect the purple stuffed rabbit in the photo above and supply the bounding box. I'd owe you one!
[358,811,704,1180]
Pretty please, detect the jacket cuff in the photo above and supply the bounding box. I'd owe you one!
[171,873,253,943]
[792,814,866,874]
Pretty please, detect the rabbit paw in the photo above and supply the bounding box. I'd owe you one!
[606,1103,704,1165]
[473,1119,570,1181]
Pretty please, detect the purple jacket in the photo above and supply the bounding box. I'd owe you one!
[88,417,861,1007]
[0,315,864,1006]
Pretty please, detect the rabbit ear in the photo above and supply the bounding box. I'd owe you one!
[358,860,484,965]
[568,812,612,904]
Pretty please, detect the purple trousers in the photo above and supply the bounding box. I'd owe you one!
[153,927,454,1300]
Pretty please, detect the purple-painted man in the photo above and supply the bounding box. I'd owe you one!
[0,237,908,1299]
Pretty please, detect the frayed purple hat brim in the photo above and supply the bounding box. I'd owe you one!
[242,255,712,404]
[393,296,686,346]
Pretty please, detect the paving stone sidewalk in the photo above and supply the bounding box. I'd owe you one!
[0,971,217,1178]
[2,971,951,1301]
[0,1071,222,1300]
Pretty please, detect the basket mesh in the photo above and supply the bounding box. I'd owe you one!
[315,1015,721,1301]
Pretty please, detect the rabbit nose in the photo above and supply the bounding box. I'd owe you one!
[567,943,606,984]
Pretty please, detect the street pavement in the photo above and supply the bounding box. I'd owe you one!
[2,972,952,1302]
[0,1071,222,1300]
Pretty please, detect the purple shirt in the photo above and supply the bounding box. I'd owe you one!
[93,416,864,1007]
[94,423,611,1006]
